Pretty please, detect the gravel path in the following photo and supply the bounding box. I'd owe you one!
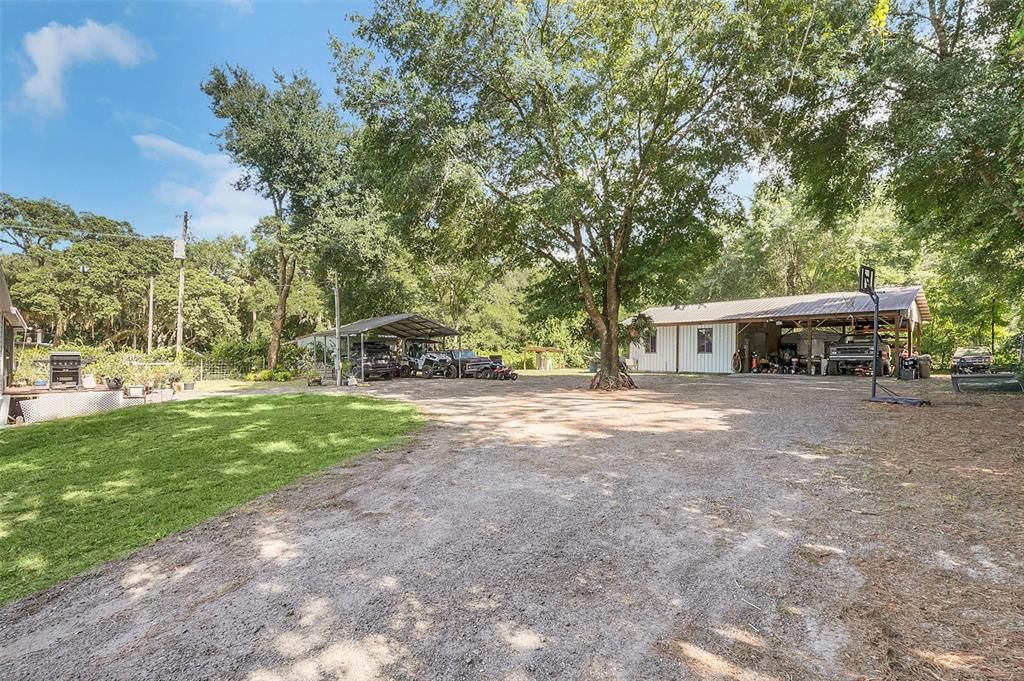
[1,374,903,679]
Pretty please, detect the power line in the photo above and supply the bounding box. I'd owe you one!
[0,223,171,242]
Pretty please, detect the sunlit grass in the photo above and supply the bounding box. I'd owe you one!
[0,393,420,604]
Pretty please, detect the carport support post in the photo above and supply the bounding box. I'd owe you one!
[871,292,880,400]
[456,330,461,378]
[334,273,341,387]
[360,332,365,382]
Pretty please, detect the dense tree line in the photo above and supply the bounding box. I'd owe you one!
[0,192,591,366]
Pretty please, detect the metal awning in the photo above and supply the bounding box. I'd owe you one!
[294,313,458,343]
[1,265,28,330]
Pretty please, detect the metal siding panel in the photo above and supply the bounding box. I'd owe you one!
[676,323,735,373]
[658,326,674,371]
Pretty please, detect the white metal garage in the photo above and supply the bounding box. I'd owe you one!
[629,286,930,374]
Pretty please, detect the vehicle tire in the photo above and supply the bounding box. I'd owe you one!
[826,361,839,376]
[444,364,458,379]
[918,359,931,378]
[423,367,434,379]
[509,372,518,381]
[399,365,411,378]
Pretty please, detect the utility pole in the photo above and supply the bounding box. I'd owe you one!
[146,275,155,354]
[174,211,189,357]
[333,271,342,387]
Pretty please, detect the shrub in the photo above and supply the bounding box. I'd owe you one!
[212,337,302,372]
[245,369,294,382]
[13,345,199,387]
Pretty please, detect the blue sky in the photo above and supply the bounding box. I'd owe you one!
[2,0,755,241]
[1,0,370,238]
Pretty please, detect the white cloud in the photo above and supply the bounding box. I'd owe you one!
[222,0,254,12]
[21,20,151,112]
[131,134,270,237]
[133,134,229,173]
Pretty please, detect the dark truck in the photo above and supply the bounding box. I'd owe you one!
[827,333,891,376]
[446,350,501,378]
[398,339,498,378]
[951,347,994,374]
[348,341,399,380]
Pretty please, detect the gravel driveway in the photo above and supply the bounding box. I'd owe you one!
[0,374,987,679]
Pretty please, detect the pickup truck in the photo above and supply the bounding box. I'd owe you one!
[827,333,891,376]
[951,347,993,374]
[445,350,501,378]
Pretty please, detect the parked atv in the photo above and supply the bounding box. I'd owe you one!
[418,351,457,379]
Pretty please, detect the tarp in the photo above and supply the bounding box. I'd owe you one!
[951,372,1024,393]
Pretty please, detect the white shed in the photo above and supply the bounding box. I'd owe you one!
[629,286,930,374]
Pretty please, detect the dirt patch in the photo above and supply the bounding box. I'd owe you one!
[0,374,1019,680]
[813,380,1023,680]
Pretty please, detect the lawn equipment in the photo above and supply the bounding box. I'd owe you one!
[490,366,518,381]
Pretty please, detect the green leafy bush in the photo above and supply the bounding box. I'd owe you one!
[245,369,294,382]
[212,337,302,372]
[13,345,196,387]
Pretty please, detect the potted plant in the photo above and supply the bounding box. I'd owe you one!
[167,366,185,394]
[124,364,147,398]
[296,354,323,386]
[181,367,196,391]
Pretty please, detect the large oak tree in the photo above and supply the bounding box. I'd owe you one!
[202,67,345,368]
[334,0,808,388]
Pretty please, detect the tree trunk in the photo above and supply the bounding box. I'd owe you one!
[267,250,296,370]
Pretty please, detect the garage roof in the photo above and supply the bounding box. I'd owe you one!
[295,313,459,342]
[642,286,930,325]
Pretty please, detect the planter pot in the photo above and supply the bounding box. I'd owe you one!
[82,375,97,389]
[183,382,196,391]
[105,377,124,390]
[126,385,145,399]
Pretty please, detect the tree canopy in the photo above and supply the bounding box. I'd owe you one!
[334,0,821,387]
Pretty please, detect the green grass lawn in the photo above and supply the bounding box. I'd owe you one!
[0,393,421,604]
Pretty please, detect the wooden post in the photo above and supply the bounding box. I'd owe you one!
[146,275,154,354]
[333,272,341,387]
[175,212,189,358]
[897,313,905,356]
[803,321,813,373]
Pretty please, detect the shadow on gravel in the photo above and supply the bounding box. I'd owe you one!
[4,374,1010,680]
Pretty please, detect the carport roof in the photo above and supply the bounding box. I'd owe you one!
[1,265,28,329]
[641,286,930,325]
[295,313,459,341]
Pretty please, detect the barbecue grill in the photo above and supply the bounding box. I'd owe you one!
[49,352,82,388]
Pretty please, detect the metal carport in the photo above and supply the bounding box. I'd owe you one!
[294,313,460,384]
